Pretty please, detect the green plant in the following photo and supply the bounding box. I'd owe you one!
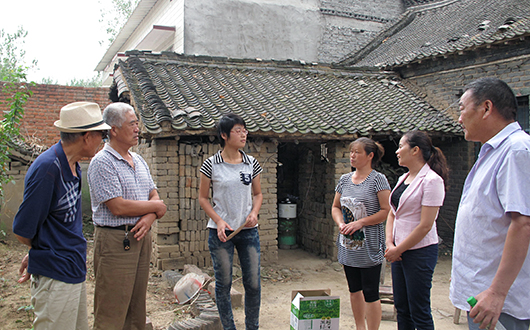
[0,27,35,203]
[16,303,34,325]
[99,0,140,47]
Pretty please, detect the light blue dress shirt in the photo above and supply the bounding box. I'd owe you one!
[450,122,530,319]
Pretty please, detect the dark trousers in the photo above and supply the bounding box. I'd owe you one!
[391,244,438,330]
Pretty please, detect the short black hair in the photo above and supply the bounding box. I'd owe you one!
[217,113,246,148]
[60,131,85,144]
[464,77,517,121]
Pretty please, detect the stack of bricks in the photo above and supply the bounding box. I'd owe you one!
[138,137,279,270]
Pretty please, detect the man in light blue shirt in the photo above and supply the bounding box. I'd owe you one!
[450,77,530,330]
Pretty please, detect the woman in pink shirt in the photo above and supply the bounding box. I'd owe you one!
[385,130,449,330]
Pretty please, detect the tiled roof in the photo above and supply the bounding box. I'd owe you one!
[113,51,461,137]
[340,0,530,68]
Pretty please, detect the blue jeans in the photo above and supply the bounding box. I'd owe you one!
[391,244,438,330]
[467,312,530,330]
[209,227,261,330]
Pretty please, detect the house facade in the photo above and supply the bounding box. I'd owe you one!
[341,0,530,247]
[110,51,462,269]
[96,0,412,86]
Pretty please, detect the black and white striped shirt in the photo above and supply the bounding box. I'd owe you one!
[200,150,262,230]
[335,170,390,268]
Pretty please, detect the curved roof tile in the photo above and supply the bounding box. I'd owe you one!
[341,0,530,68]
[115,52,461,136]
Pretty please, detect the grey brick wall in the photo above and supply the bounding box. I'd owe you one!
[436,138,475,248]
[404,57,530,120]
[318,0,405,64]
[296,143,337,259]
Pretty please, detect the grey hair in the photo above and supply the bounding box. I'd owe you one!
[102,102,135,128]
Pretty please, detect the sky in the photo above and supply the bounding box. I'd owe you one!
[1,0,112,84]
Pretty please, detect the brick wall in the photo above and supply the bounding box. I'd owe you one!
[436,138,474,248]
[296,142,338,259]
[0,83,110,147]
[403,57,530,120]
[0,83,110,237]
[142,138,278,270]
[296,138,471,257]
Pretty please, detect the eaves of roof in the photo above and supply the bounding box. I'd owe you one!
[95,0,158,72]
[340,0,530,68]
[113,51,461,139]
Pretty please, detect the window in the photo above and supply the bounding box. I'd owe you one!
[516,96,529,134]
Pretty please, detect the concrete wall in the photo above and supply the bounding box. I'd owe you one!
[141,137,279,270]
[184,0,323,62]
[184,0,405,64]
[0,161,28,239]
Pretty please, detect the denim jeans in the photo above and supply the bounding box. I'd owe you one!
[391,244,438,330]
[467,312,530,330]
[209,227,261,330]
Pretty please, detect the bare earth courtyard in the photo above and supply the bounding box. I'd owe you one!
[0,240,467,330]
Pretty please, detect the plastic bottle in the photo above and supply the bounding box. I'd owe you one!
[467,297,507,330]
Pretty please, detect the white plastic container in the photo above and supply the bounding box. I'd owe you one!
[173,273,205,304]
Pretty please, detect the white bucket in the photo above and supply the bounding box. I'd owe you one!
[173,273,205,304]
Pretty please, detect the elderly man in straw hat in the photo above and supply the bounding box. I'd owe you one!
[13,102,110,330]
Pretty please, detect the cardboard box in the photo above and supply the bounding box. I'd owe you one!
[290,289,340,330]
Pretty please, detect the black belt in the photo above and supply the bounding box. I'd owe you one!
[96,225,132,231]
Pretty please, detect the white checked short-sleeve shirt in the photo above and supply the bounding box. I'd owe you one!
[87,144,156,227]
[450,122,530,319]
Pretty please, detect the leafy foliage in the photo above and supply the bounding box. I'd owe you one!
[0,28,35,202]
[0,28,36,82]
[67,72,103,87]
[99,0,140,47]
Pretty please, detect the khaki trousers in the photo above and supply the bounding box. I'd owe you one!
[30,275,88,330]
[92,227,151,330]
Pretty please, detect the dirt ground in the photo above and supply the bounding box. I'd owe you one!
[0,239,468,330]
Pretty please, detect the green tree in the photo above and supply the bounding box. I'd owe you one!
[0,27,35,201]
[99,0,140,47]
[0,28,36,81]
[39,77,58,85]
[67,72,103,87]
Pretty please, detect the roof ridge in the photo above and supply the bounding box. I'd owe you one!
[124,50,388,76]
[406,0,461,11]
[338,10,417,66]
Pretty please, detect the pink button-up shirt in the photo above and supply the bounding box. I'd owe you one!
[389,163,445,250]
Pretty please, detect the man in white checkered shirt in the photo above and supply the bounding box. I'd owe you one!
[87,102,166,330]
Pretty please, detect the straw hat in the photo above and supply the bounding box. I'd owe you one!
[54,102,111,133]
